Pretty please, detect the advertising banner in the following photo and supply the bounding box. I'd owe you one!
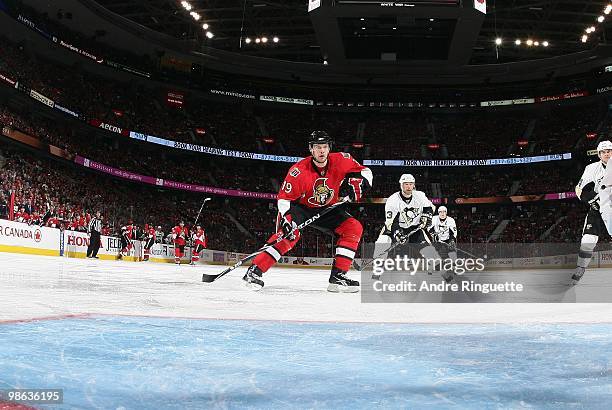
[105,60,151,78]
[75,156,277,200]
[0,219,59,256]
[260,95,314,105]
[480,98,535,107]
[134,133,302,163]
[17,15,51,39]
[536,91,588,103]
[596,85,612,94]
[166,90,184,108]
[29,89,54,108]
[0,72,17,88]
[364,153,571,167]
[54,103,80,118]
[53,38,104,63]
[210,89,256,100]
[454,191,577,205]
[89,119,129,136]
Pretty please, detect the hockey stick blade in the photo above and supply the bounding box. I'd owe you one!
[201,249,261,282]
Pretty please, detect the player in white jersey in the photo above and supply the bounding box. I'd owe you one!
[573,140,612,283]
[430,206,458,260]
[374,173,453,282]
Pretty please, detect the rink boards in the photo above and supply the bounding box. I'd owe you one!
[0,219,337,267]
[2,219,611,270]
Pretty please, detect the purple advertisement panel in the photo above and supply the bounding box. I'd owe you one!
[75,156,276,200]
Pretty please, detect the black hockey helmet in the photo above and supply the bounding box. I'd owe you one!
[308,130,333,149]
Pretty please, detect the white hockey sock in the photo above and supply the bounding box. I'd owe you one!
[577,234,598,269]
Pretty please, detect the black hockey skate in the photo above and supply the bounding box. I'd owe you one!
[328,267,360,293]
[243,265,264,290]
[571,267,585,285]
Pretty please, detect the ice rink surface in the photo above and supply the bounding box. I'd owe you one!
[2,253,612,323]
[1,253,612,409]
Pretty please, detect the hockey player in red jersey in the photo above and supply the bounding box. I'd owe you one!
[118,220,134,259]
[172,221,189,264]
[190,225,208,265]
[243,131,373,292]
[142,223,156,261]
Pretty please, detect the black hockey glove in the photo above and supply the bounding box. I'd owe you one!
[393,228,410,244]
[419,213,433,230]
[280,214,298,240]
[589,197,600,212]
[339,173,371,202]
[394,226,419,244]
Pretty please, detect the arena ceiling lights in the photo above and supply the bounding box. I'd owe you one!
[179,1,214,39]
[581,3,612,43]
[494,38,549,47]
[243,36,280,45]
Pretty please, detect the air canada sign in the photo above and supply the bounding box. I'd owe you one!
[0,224,42,242]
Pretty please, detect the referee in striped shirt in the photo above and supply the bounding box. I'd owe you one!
[87,211,103,258]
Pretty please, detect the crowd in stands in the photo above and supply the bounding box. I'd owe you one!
[532,104,606,155]
[513,166,577,195]
[495,204,563,243]
[362,113,427,159]
[370,165,578,199]
[435,170,516,198]
[433,115,530,159]
[1,35,604,162]
[0,144,241,251]
[2,101,584,210]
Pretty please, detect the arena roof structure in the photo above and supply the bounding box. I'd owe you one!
[12,0,612,85]
[88,0,609,65]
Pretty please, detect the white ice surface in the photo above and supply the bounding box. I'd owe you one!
[1,252,611,323]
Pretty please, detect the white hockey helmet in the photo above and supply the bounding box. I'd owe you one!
[438,206,448,213]
[597,140,612,152]
[399,174,416,184]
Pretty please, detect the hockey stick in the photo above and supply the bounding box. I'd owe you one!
[435,240,486,261]
[353,241,402,271]
[202,198,349,283]
[355,225,428,272]
[193,197,212,227]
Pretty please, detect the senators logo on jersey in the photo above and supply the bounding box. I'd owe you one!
[308,178,334,206]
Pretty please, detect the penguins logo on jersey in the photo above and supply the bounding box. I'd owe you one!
[402,207,418,224]
[308,178,334,206]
